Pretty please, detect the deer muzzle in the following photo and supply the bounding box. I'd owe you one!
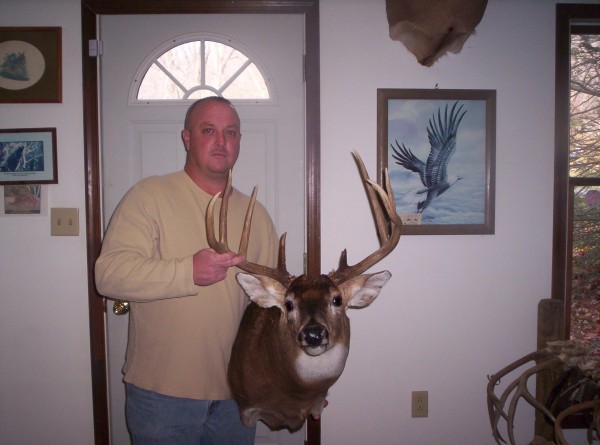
[299,323,329,356]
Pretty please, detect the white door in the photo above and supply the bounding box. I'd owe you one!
[99,14,305,445]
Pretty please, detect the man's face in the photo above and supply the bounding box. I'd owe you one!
[182,100,241,186]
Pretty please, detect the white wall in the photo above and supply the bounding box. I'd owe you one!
[0,1,94,444]
[319,1,583,444]
[0,1,593,444]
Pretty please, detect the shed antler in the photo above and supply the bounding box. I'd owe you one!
[329,151,403,285]
[487,340,600,445]
[206,173,295,288]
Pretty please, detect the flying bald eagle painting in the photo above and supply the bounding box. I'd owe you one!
[385,95,491,227]
[392,101,466,214]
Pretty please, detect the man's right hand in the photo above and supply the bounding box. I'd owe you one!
[192,248,245,286]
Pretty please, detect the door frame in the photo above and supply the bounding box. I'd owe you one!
[80,1,321,444]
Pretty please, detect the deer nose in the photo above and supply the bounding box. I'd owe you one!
[300,324,328,347]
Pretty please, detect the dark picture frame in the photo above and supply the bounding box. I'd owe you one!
[377,88,496,235]
[0,128,58,184]
[0,27,62,103]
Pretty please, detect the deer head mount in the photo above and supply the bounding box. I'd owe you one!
[206,151,402,431]
[386,0,488,67]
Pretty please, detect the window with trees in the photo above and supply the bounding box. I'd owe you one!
[568,30,600,344]
[553,5,600,353]
[133,37,271,102]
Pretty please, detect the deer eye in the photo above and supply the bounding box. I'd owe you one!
[284,300,294,312]
[332,296,343,307]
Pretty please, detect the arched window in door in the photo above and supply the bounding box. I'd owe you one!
[131,35,272,103]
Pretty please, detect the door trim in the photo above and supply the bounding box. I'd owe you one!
[81,1,321,444]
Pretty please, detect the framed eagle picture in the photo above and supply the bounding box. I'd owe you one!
[377,88,496,235]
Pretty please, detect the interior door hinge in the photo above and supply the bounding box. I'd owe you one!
[89,39,103,57]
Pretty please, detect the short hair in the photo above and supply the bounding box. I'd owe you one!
[183,96,238,130]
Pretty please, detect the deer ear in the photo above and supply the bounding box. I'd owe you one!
[340,270,392,309]
[236,273,287,309]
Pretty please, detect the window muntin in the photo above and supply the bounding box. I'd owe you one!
[134,36,271,102]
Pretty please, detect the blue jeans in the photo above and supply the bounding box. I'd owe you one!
[125,383,256,445]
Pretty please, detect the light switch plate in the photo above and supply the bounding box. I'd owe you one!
[51,208,79,236]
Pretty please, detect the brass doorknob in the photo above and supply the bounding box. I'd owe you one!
[112,300,130,315]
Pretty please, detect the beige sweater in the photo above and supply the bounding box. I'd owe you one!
[95,171,278,400]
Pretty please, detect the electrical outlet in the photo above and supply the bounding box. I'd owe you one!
[411,390,428,418]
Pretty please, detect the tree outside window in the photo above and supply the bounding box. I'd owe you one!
[569,33,600,343]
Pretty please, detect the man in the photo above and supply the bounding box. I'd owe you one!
[95,97,279,445]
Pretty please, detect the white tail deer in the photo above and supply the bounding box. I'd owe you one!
[206,151,402,431]
[386,0,488,66]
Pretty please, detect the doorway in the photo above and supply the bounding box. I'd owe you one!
[81,1,321,444]
[100,12,305,445]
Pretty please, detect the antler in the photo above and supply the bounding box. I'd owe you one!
[329,151,403,285]
[487,341,600,445]
[487,351,562,445]
[206,172,295,287]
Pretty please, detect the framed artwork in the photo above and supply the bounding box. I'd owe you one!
[0,128,58,184]
[377,88,496,235]
[1,184,43,215]
[0,27,62,103]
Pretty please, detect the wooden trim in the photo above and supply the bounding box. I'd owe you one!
[305,1,321,278]
[81,1,321,444]
[81,3,109,443]
[551,3,573,308]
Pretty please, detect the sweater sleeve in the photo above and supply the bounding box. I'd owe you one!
[95,183,198,302]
